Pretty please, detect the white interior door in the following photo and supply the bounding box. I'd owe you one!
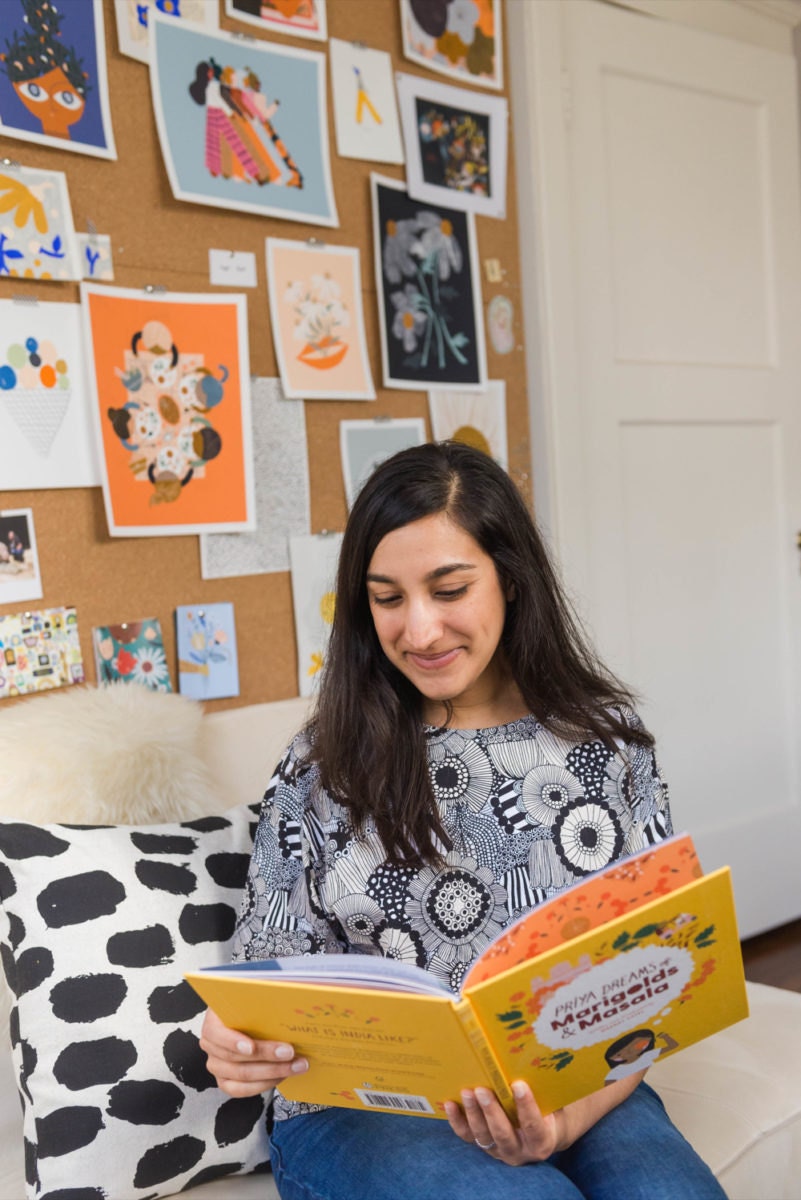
[510,0,801,937]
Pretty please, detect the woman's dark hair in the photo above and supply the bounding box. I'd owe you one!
[309,441,652,866]
[605,1029,656,1067]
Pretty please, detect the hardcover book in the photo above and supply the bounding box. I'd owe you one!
[186,834,749,1120]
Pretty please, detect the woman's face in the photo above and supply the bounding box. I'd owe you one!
[366,512,510,724]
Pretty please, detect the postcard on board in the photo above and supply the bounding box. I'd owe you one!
[149,14,338,227]
[339,418,426,510]
[329,38,403,165]
[0,300,101,490]
[267,239,375,401]
[225,0,327,41]
[0,607,84,700]
[0,509,43,605]
[400,0,503,91]
[93,617,172,691]
[0,0,116,158]
[0,165,80,281]
[428,381,508,469]
[176,602,239,700]
[371,173,486,391]
[81,283,255,538]
[289,532,342,698]
[115,0,219,65]
[396,72,508,219]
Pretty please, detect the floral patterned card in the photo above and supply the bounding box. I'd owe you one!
[0,0,116,158]
[400,0,502,91]
[371,173,486,391]
[289,532,342,698]
[92,617,172,692]
[0,165,80,281]
[176,602,239,701]
[266,239,375,401]
[0,606,85,700]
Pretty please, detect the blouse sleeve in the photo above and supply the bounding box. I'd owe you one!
[231,736,347,962]
[624,712,673,845]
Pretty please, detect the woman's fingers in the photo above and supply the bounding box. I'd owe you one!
[199,1007,309,1096]
[445,1083,564,1165]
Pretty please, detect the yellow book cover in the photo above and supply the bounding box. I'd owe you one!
[186,835,749,1120]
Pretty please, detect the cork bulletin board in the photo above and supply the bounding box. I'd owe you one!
[0,0,530,711]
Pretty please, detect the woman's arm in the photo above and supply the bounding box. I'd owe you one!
[445,1070,646,1164]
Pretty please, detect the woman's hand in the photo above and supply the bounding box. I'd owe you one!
[199,1007,310,1098]
[444,1071,646,1165]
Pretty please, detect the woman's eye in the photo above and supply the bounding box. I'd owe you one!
[54,89,82,110]
[437,586,468,601]
[18,81,47,103]
[371,594,400,607]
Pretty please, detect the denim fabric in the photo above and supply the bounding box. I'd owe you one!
[269,1081,726,1200]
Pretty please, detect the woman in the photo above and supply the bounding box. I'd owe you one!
[201,442,724,1199]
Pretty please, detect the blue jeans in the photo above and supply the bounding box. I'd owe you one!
[269,1082,726,1199]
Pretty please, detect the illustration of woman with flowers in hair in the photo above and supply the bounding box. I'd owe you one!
[0,0,90,141]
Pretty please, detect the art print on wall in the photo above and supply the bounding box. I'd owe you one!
[371,173,486,391]
[226,0,327,41]
[428,380,507,469]
[400,0,503,91]
[82,283,255,537]
[329,38,404,165]
[0,166,80,281]
[340,418,426,510]
[396,72,508,218]
[150,15,338,227]
[0,607,84,700]
[267,239,375,401]
[114,0,219,66]
[289,532,342,698]
[0,508,43,605]
[77,232,114,280]
[92,617,172,691]
[201,377,311,580]
[0,0,116,158]
[0,300,101,489]
[176,602,239,700]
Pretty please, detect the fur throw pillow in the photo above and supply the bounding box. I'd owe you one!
[0,683,225,826]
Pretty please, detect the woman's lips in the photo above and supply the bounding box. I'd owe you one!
[405,648,461,671]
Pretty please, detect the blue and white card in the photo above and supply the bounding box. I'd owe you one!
[176,602,239,700]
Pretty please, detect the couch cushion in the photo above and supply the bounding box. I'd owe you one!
[0,807,271,1200]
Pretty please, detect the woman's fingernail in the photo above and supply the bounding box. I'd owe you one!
[290,1057,309,1074]
[512,1080,529,1100]
[273,1044,294,1061]
[236,1040,253,1055]
[475,1088,493,1108]
[461,1090,476,1109]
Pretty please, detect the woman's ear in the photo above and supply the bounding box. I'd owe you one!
[506,581,517,602]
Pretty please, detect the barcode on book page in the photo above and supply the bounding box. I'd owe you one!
[354,1089,434,1114]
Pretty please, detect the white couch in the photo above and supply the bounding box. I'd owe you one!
[1,694,800,1200]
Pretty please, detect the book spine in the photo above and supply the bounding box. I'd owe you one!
[453,997,517,1121]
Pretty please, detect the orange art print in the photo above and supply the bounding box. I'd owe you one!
[82,284,254,536]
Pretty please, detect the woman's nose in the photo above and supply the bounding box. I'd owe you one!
[403,601,442,648]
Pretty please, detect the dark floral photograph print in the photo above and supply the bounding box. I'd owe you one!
[371,174,486,390]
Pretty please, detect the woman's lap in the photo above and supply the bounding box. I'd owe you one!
[268,1083,726,1200]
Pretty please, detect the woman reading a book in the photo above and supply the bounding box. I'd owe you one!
[201,442,725,1199]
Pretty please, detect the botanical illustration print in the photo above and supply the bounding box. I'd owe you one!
[428,381,507,469]
[0,167,80,281]
[106,318,227,507]
[401,0,502,91]
[0,607,84,699]
[176,602,240,700]
[233,710,671,1120]
[227,0,327,42]
[417,97,490,196]
[373,175,486,389]
[151,18,337,226]
[288,532,342,697]
[267,241,374,400]
[93,618,172,692]
[0,0,116,158]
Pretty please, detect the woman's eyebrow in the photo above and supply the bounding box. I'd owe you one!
[366,562,477,585]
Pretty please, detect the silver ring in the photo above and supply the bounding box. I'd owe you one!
[475,1138,496,1150]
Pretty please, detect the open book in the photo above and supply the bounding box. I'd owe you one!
[186,834,749,1120]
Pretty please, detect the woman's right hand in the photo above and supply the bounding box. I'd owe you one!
[199,1006,310,1098]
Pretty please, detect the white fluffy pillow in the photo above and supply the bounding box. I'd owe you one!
[0,683,225,826]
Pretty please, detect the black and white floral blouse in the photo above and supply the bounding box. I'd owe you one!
[232,708,672,1122]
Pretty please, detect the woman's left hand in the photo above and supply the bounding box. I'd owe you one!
[445,1081,566,1165]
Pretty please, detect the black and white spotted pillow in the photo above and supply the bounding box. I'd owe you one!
[0,806,272,1200]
